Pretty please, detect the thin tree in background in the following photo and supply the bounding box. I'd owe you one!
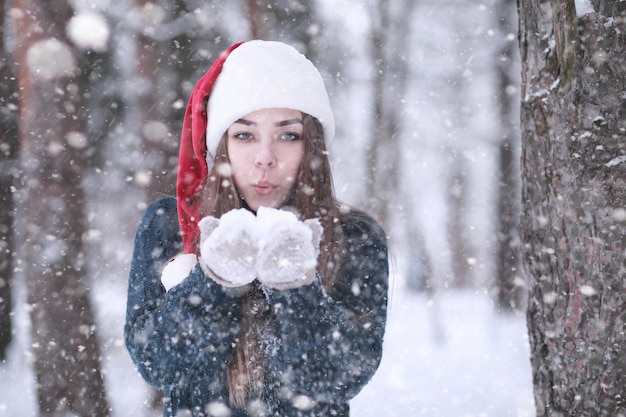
[246,0,268,40]
[12,0,110,415]
[135,0,175,200]
[518,0,626,414]
[447,161,474,288]
[130,0,206,201]
[365,0,419,227]
[0,0,19,361]
[493,0,525,311]
[366,0,435,294]
[246,0,321,58]
[438,6,478,290]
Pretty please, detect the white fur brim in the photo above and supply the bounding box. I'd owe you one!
[206,40,335,159]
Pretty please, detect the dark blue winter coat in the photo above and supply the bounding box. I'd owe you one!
[124,197,388,416]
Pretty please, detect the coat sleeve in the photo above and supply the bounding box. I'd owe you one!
[262,211,389,404]
[124,197,243,389]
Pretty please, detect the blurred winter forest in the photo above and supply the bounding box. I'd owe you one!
[2,0,527,415]
[3,0,624,415]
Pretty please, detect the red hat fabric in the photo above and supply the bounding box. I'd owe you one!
[176,42,243,254]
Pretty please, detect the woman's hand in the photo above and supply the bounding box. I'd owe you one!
[255,207,323,290]
[198,208,259,286]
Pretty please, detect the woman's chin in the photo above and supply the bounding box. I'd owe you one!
[242,192,289,212]
[245,198,279,212]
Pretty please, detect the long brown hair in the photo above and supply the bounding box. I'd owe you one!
[196,113,343,408]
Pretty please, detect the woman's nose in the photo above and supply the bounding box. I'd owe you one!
[254,142,277,168]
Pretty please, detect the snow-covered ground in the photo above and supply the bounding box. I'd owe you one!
[352,284,535,416]
[0,274,535,417]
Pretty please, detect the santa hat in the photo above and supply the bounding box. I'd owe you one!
[176,40,335,254]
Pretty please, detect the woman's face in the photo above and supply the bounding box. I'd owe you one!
[226,108,304,211]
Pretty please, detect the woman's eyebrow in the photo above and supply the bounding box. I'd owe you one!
[232,118,303,127]
[276,118,303,127]
[233,118,255,126]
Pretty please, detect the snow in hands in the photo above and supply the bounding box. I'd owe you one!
[198,207,323,289]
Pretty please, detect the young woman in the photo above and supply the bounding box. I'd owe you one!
[124,40,389,417]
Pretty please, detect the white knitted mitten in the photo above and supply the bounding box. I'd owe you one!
[255,207,322,290]
[198,208,259,287]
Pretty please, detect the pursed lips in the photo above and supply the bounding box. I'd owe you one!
[253,180,276,195]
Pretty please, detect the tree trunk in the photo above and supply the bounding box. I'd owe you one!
[136,1,172,200]
[0,0,18,357]
[494,0,525,311]
[13,0,110,415]
[518,0,626,414]
[447,161,474,288]
[246,0,269,40]
[245,0,321,58]
[0,0,18,361]
[365,1,392,225]
[365,0,417,228]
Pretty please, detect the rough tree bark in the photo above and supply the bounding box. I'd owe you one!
[13,0,110,415]
[518,0,626,414]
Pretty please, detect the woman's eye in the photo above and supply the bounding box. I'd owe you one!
[233,132,253,141]
[280,132,301,141]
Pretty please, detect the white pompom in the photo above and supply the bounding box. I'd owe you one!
[161,253,197,291]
